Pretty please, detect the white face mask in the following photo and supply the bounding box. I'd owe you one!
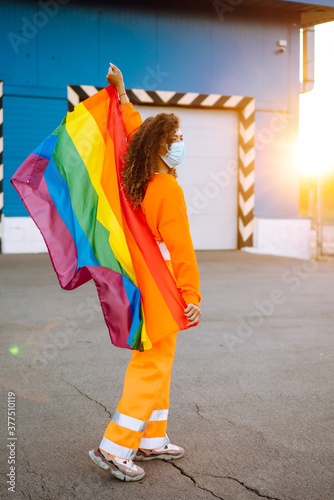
[159,141,185,168]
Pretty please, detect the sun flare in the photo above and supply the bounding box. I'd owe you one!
[298,22,334,178]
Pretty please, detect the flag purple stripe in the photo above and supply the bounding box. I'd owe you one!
[87,266,136,349]
[11,154,80,287]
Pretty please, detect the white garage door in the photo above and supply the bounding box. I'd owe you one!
[134,105,239,250]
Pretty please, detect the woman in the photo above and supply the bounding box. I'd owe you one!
[89,64,202,482]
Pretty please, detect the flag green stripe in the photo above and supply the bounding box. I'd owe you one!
[52,124,131,280]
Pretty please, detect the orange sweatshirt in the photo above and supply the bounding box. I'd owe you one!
[120,102,201,307]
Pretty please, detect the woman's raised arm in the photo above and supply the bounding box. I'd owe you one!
[106,63,142,140]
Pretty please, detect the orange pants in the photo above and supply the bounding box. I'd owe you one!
[99,327,178,459]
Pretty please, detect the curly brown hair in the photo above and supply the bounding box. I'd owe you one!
[121,112,180,209]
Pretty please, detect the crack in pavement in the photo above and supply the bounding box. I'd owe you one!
[59,377,113,419]
[195,403,205,419]
[219,476,282,500]
[166,461,227,499]
[189,471,283,500]
[224,477,282,500]
[226,419,237,426]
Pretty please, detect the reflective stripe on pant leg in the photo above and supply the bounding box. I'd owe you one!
[149,409,169,421]
[99,436,137,460]
[113,410,148,432]
[139,434,170,449]
[102,422,143,451]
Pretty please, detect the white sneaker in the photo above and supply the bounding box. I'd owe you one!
[135,443,185,461]
[89,448,145,481]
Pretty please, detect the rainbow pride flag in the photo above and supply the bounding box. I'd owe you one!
[11,85,191,351]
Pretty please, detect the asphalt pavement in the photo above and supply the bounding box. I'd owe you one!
[1,250,333,500]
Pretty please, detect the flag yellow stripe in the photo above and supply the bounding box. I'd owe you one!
[65,103,136,285]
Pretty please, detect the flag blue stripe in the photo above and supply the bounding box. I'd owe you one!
[122,275,142,346]
[44,155,100,269]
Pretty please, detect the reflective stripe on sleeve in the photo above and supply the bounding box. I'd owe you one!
[156,241,171,261]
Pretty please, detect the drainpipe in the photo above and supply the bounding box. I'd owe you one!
[301,26,315,93]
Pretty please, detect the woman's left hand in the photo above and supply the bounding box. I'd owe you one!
[184,303,201,327]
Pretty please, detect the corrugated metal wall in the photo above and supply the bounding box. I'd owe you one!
[1,0,301,218]
[4,94,65,216]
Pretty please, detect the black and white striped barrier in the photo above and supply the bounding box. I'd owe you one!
[67,85,255,248]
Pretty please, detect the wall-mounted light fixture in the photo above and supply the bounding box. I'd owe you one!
[277,40,287,53]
